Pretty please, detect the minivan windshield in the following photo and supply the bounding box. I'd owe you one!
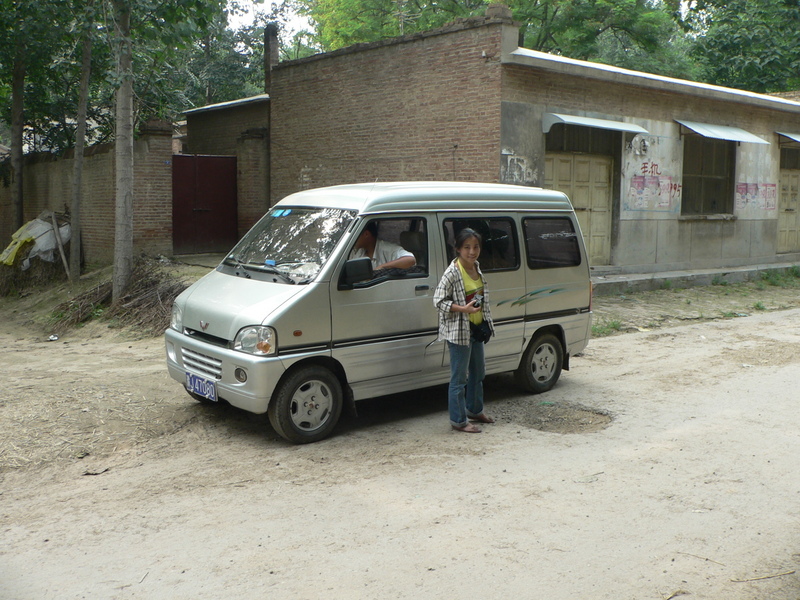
[223,207,356,284]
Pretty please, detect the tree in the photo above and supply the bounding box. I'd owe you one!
[0,0,66,229]
[107,0,223,302]
[296,0,697,78]
[687,0,800,93]
[70,2,95,286]
[111,0,135,302]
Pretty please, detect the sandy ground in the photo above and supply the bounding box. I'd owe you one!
[1,269,800,599]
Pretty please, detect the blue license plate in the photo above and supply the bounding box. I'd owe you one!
[186,372,217,402]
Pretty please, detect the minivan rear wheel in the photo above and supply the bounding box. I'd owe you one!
[515,332,563,394]
[268,365,343,444]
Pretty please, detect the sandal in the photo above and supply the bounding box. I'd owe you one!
[469,413,495,424]
[452,423,482,433]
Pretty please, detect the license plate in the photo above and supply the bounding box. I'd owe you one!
[186,372,217,402]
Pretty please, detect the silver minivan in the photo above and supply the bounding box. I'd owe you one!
[165,182,592,443]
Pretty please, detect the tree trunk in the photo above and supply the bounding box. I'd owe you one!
[10,44,25,231]
[112,0,134,303]
[70,27,92,287]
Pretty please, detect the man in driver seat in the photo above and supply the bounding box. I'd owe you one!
[350,221,416,270]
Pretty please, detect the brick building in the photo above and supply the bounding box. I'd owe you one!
[269,6,800,275]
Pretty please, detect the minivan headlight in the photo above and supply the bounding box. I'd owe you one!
[171,303,183,331]
[233,326,277,356]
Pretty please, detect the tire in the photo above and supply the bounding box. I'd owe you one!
[268,365,343,444]
[515,332,564,394]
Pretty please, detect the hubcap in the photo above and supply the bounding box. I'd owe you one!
[532,343,557,382]
[290,380,332,432]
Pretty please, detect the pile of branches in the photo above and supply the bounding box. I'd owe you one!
[52,257,189,336]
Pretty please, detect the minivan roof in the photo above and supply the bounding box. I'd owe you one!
[275,182,573,214]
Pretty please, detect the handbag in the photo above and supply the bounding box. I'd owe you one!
[470,320,492,344]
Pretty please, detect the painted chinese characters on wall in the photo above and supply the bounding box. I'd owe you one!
[622,134,681,215]
[625,159,682,213]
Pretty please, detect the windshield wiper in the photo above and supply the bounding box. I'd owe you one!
[251,264,296,285]
[224,255,251,279]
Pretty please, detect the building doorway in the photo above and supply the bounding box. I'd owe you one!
[778,169,800,253]
[172,155,238,255]
[544,153,612,266]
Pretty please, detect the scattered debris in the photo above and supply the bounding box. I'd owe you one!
[731,570,795,583]
[50,256,189,336]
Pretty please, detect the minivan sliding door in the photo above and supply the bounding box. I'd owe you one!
[439,215,526,369]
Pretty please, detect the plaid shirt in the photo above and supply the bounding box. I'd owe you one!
[434,258,494,346]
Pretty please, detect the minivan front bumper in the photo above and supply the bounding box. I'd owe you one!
[165,328,287,414]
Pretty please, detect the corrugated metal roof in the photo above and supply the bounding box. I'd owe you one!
[675,120,768,144]
[542,113,648,134]
[183,94,270,116]
[777,132,800,143]
[507,48,800,115]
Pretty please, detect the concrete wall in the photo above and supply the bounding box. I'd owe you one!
[269,17,507,202]
[500,60,800,273]
[0,123,174,266]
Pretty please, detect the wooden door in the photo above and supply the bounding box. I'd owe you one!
[778,170,800,253]
[544,153,612,266]
[172,155,238,255]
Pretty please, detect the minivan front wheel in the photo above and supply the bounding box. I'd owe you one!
[268,365,343,444]
[515,332,563,394]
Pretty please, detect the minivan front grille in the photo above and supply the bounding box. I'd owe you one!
[184,328,229,348]
[182,347,223,380]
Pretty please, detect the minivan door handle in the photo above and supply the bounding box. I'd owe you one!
[415,285,430,295]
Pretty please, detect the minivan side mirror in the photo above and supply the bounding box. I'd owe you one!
[340,257,374,288]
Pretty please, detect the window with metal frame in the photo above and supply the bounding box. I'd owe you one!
[681,136,736,215]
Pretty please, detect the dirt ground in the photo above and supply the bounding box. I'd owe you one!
[1,264,800,599]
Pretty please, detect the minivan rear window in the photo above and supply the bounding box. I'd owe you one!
[523,217,582,269]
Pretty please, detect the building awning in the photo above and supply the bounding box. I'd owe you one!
[675,120,769,144]
[777,132,800,144]
[542,113,648,134]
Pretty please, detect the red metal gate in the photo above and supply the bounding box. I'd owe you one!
[172,155,238,255]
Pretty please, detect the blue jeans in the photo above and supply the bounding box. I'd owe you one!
[447,338,486,427]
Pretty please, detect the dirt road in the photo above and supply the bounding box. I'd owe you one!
[1,275,799,599]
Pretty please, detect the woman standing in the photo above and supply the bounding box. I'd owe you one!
[434,228,495,433]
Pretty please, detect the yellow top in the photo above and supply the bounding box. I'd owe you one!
[458,260,484,326]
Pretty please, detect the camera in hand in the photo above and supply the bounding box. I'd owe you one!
[473,294,483,308]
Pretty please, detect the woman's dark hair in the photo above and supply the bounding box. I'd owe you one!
[454,228,482,249]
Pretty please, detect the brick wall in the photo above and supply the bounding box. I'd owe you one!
[186,100,270,156]
[0,125,174,266]
[270,18,507,202]
[236,129,270,235]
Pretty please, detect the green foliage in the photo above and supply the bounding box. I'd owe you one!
[592,317,623,337]
[758,268,800,289]
[298,0,703,79]
[687,0,800,93]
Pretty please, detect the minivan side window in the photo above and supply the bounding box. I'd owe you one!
[443,218,519,272]
[348,217,428,282]
[523,217,582,269]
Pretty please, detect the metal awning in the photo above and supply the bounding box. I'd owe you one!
[675,119,769,144]
[542,113,648,134]
[777,132,800,144]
